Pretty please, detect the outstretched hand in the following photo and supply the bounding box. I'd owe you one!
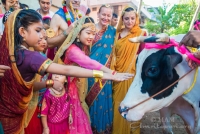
[179,31,200,48]
[102,72,134,81]
[113,73,134,81]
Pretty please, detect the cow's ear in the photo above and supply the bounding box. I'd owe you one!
[164,54,182,80]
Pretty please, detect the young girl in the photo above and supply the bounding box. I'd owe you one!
[53,16,134,134]
[0,9,133,134]
[41,74,80,134]
[43,16,51,30]
[24,29,49,134]
[42,16,57,60]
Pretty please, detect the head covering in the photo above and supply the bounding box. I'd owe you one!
[54,16,93,63]
[111,6,143,71]
[116,6,140,33]
[0,9,37,133]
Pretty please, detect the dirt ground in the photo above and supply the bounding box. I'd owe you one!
[140,111,188,134]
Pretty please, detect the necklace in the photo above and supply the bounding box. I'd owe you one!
[50,88,63,96]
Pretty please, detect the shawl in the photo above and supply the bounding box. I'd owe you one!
[53,16,93,120]
[111,6,144,73]
[0,10,35,134]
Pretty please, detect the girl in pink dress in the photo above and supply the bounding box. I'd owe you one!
[41,74,72,134]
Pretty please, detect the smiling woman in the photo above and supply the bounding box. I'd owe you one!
[110,6,147,134]
[87,4,116,134]
[1,0,20,11]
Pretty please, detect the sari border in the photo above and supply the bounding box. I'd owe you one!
[86,55,112,107]
[38,59,52,76]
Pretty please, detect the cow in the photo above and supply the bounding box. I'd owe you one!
[119,34,200,134]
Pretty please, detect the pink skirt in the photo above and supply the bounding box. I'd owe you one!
[48,119,69,134]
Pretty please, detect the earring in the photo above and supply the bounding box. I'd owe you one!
[23,38,26,41]
[77,38,80,42]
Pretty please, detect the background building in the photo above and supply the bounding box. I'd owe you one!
[0,0,154,26]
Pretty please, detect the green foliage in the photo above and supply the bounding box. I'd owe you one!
[145,1,198,35]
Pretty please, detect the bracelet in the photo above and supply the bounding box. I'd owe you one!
[93,70,103,78]
[62,30,68,37]
[46,80,54,88]
[43,127,49,130]
[112,70,117,75]
[69,114,72,117]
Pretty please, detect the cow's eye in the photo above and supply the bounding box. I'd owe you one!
[147,66,160,77]
[148,67,157,73]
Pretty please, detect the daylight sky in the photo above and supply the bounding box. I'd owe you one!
[142,0,180,7]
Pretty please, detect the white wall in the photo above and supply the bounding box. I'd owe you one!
[20,0,40,10]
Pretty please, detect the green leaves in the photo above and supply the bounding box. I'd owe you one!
[145,1,198,35]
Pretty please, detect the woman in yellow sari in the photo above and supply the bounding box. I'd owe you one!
[111,6,147,134]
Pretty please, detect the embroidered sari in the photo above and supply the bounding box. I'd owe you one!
[0,10,52,134]
[110,7,145,134]
[87,25,116,134]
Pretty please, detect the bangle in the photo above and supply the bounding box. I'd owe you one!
[69,114,72,117]
[93,70,103,78]
[62,30,68,36]
[112,70,117,75]
[43,127,49,130]
[46,80,54,88]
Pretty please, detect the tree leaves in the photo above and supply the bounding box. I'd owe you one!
[145,1,198,35]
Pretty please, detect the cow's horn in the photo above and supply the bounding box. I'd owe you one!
[129,33,170,44]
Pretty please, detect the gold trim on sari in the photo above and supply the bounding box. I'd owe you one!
[4,10,53,134]
[86,55,112,107]
[110,6,144,134]
[38,59,53,75]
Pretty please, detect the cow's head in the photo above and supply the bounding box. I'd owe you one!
[119,43,194,121]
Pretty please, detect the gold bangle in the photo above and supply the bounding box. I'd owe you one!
[46,80,54,88]
[93,70,103,78]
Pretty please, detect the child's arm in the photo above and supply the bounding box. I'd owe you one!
[41,116,49,134]
[41,96,50,134]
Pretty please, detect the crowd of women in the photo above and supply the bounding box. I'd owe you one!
[0,0,200,134]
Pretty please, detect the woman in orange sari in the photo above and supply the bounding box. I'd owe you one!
[111,6,146,134]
